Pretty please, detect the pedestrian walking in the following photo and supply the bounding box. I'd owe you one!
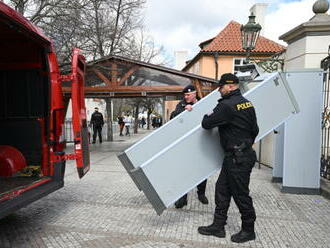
[118,115,125,136]
[141,117,146,129]
[124,113,133,136]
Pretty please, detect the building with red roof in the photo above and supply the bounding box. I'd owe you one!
[182,21,286,79]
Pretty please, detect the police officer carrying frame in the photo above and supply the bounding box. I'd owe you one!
[170,85,208,208]
[198,73,259,243]
[90,107,104,144]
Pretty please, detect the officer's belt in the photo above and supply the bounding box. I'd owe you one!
[224,147,253,156]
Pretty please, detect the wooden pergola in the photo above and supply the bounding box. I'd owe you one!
[62,55,218,99]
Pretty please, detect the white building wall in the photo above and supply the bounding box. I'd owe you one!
[66,99,106,121]
[174,51,188,70]
[250,3,268,36]
[285,36,330,70]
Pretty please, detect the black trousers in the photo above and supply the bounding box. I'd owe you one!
[214,150,256,231]
[119,124,124,135]
[178,179,207,202]
[93,126,102,142]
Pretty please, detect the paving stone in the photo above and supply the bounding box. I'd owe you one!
[1,128,330,248]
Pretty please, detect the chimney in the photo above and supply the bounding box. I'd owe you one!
[250,3,268,36]
[174,51,188,70]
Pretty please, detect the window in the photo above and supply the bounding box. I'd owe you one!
[192,61,200,75]
[233,58,247,74]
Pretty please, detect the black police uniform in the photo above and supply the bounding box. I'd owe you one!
[91,111,104,143]
[200,86,259,242]
[170,86,208,208]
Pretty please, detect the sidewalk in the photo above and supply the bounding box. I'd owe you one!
[1,128,330,248]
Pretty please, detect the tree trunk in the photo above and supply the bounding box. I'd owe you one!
[106,98,113,141]
[16,0,26,15]
[93,2,105,57]
[110,0,122,55]
[147,109,152,130]
[133,104,139,134]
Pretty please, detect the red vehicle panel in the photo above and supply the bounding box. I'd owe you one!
[0,2,90,218]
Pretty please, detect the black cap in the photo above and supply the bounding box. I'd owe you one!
[219,73,239,86]
[182,85,196,93]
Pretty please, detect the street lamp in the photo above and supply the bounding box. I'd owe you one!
[240,14,284,72]
[240,15,262,61]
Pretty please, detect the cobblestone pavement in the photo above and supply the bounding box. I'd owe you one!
[1,128,330,248]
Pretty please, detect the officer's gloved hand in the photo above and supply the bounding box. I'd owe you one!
[185,105,193,111]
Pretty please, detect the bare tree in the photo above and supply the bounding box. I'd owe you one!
[125,98,142,134]
[4,0,148,64]
[4,0,91,65]
[4,0,87,25]
[78,0,145,60]
[4,0,169,139]
[141,98,161,130]
[122,27,169,65]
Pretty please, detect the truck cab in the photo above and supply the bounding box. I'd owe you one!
[0,2,90,218]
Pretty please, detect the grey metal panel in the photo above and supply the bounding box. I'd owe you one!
[282,71,323,190]
[249,73,299,141]
[131,166,167,215]
[120,72,299,215]
[131,126,222,211]
[124,89,221,169]
[272,124,285,181]
[118,153,142,191]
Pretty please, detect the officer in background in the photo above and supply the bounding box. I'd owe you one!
[170,85,208,208]
[198,73,259,243]
[90,107,104,144]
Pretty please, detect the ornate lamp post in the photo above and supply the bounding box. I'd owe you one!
[240,14,284,72]
[240,15,261,61]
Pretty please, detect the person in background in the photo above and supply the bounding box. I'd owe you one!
[170,85,208,208]
[118,115,125,136]
[90,107,104,144]
[152,117,156,128]
[141,117,146,129]
[124,113,133,136]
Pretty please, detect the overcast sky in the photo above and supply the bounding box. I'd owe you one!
[143,0,318,66]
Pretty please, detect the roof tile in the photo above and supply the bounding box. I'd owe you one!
[202,21,285,53]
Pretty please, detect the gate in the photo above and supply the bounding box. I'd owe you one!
[321,46,330,179]
[64,120,117,143]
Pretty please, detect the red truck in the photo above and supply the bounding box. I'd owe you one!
[0,2,90,218]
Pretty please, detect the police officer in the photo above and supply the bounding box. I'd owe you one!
[171,85,208,208]
[90,107,104,144]
[198,73,259,243]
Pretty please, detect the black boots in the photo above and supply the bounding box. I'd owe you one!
[198,223,226,238]
[175,198,187,208]
[231,230,255,243]
[198,225,255,242]
[198,221,256,243]
[231,222,255,243]
[198,194,209,204]
[175,194,208,208]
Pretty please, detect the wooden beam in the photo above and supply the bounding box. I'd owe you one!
[92,68,112,86]
[63,85,184,93]
[193,79,204,99]
[64,92,183,98]
[118,65,140,85]
[63,85,214,93]
[111,62,118,85]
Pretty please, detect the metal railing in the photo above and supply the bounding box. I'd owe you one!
[321,47,330,180]
[64,120,118,143]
